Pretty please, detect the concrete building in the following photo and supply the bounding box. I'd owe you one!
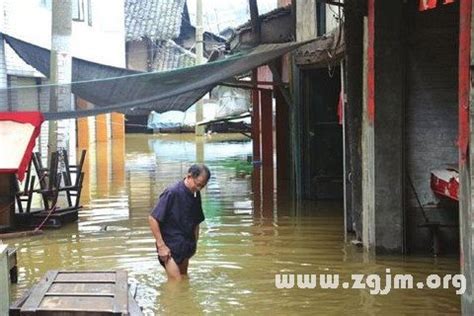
[0,0,126,162]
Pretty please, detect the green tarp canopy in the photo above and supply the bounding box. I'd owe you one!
[4,34,310,120]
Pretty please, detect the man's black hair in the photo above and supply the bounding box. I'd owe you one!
[188,164,211,181]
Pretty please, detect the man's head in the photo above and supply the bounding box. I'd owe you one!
[186,164,211,192]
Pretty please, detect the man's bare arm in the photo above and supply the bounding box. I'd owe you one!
[194,224,200,242]
[148,215,170,260]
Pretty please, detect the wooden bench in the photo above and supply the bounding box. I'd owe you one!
[13,160,36,214]
[58,149,86,210]
[31,151,62,211]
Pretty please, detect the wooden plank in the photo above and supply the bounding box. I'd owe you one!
[20,270,130,315]
[9,286,34,316]
[128,293,143,316]
[55,271,116,283]
[113,270,129,314]
[48,283,115,294]
[38,296,114,312]
[44,292,115,297]
[21,270,59,313]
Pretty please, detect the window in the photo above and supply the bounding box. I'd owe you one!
[72,0,85,21]
[316,3,326,36]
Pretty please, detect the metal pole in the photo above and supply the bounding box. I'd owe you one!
[195,0,205,136]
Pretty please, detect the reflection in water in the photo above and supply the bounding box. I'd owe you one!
[9,134,460,315]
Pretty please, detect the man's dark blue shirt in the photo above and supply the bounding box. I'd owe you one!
[151,180,205,264]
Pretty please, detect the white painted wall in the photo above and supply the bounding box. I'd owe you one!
[325,1,343,34]
[1,0,125,164]
[296,0,343,41]
[2,0,125,69]
[296,0,316,41]
[71,0,125,68]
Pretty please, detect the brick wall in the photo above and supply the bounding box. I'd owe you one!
[405,3,458,207]
[405,1,459,253]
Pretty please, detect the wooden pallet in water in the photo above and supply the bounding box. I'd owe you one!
[10,270,143,315]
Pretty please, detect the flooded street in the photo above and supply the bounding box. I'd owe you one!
[9,134,460,315]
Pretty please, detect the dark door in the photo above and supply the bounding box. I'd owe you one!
[302,67,343,200]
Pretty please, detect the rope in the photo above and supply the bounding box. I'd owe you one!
[33,202,58,232]
[0,201,15,216]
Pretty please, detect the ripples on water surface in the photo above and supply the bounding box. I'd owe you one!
[8,134,460,315]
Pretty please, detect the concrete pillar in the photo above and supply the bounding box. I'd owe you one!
[261,89,274,215]
[275,60,290,203]
[362,15,375,249]
[374,0,405,253]
[0,36,7,111]
[111,137,125,190]
[344,0,364,237]
[77,118,89,149]
[80,147,91,205]
[111,113,125,140]
[0,244,9,315]
[460,0,473,313]
[76,98,89,149]
[95,114,108,142]
[195,0,204,136]
[363,0,405,253]
[49,0,72,156]
[196,137,204,163]
[96,140,109,197]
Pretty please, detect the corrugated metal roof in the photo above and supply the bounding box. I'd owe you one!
[125,0,186,41]
[151,39,196,71]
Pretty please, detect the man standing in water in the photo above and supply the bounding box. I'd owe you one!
[148,164,210,281]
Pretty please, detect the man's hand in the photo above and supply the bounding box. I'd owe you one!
[157,242,171,262]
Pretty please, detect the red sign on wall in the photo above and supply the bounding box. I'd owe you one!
[419,0,456,11]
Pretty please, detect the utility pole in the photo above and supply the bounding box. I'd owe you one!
[195,0,205,136]
[49,0,73,160]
